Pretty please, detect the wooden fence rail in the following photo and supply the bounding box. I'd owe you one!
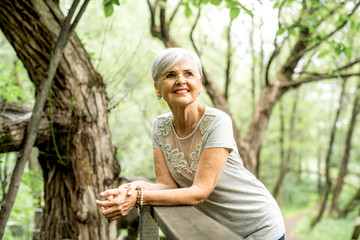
[139,206,243,240]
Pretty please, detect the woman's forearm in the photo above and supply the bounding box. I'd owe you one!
[143,185,206,206]
[128,180,177,191]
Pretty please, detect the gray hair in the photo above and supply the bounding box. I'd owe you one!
[151,48,203,83]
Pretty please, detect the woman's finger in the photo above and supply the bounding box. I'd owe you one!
[100,188,122,197]
[118,183,130,189]
[126,182,139,196]
[96,199,114,208]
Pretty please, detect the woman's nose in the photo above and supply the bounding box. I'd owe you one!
[176,74,186,85]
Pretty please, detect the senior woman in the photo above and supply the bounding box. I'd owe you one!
[96,48,285,240]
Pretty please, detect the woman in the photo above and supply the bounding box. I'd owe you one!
[96,48,285,240]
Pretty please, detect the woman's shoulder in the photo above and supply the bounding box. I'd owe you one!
[152,112,172,127]
[154,111,172,120]
[204,106,231,120]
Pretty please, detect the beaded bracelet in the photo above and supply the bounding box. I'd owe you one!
[140,188,143,208]
[135,188,143,209]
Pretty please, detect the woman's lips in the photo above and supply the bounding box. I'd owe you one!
[173,88,190,94]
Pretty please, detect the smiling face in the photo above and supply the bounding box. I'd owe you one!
[154,58,202,108]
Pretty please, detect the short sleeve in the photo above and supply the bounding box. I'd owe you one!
[204,113,235,151]
[151,118,161,149]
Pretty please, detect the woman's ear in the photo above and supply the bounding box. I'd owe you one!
[199,77,203,94]
[154,82,161,97]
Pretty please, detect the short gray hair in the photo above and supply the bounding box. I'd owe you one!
[151,48,203,83]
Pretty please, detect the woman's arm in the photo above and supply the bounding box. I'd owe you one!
[143,147,230,205]
[104,148,179,197]
[96,147,229,219]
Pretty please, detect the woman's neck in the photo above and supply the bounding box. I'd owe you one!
[169,103,204,138]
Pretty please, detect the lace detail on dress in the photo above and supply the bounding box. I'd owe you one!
[157,115,215,174]
[200,116,213,134]
[163,144,195,174]
[157,117,171,137]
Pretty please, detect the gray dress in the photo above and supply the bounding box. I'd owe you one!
[152,106,285,240]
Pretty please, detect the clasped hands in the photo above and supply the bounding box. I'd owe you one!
[95,182,138,221]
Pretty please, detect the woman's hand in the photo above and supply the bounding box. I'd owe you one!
[95,188,137,221]
[118,181,142,196]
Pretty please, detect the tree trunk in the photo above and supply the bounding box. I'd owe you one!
[311,78,347,228]
[340,187,360,218]
[330,81,360,216]
[0,1,120,239]
[273,89,299,199]
[352,207,360,240]
[241,82,285,174]
[273,101,285,201]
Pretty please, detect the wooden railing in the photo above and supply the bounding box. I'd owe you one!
[139,206,243,240]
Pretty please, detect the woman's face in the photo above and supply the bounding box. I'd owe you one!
[155,59,202,108]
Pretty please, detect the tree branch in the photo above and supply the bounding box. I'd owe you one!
[147,0,159,38]
[294,1,360,59]
[0,0,90,237]
[265,0,286,85]
[0,114,51,154]
[190,2,202,54]
[169,0,182,25]
[300,58,360,76]
[160,0,167,40]
[280,73,360,89]
[225,21,233,100]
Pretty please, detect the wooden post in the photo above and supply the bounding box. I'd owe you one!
[140,206,159,240]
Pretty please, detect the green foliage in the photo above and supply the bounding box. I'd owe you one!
[103,0,120,17]
[282,174,318,208]
[1,153,43,240]
[0,60,33,104]
[226,0,253,19]
[296,207,359,240]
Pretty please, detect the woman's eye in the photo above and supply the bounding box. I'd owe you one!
[185,72,193,77]
[166,73,175,78]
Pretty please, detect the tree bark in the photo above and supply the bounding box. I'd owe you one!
[352,207,360,240]
[310,78,347,228]
[273,101,285,201]
[0,1,120,239]
[273,89,299,199]
[340,187,360,218]
[241,82,286,174]
[330,81,360,216]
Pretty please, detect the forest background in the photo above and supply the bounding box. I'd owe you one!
[0,0,359,239]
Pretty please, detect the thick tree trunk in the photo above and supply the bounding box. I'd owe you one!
[241,82,285,174]
[330,82,359,216]
[0,1,120,239]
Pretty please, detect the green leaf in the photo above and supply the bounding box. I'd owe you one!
[238,3,253,18]
[185,5,192,18]
[230,7,240,21]
[112,0,120,6]
[210,0,222,6]
[103,2,114,17]
[317,50,329,59]
[276,27,285,36]
[289,27,296,36]
[350,20,357,31]
[344,47,352,59]
[335,16,344,28]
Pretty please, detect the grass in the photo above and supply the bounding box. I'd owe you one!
[296,207,359,240]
